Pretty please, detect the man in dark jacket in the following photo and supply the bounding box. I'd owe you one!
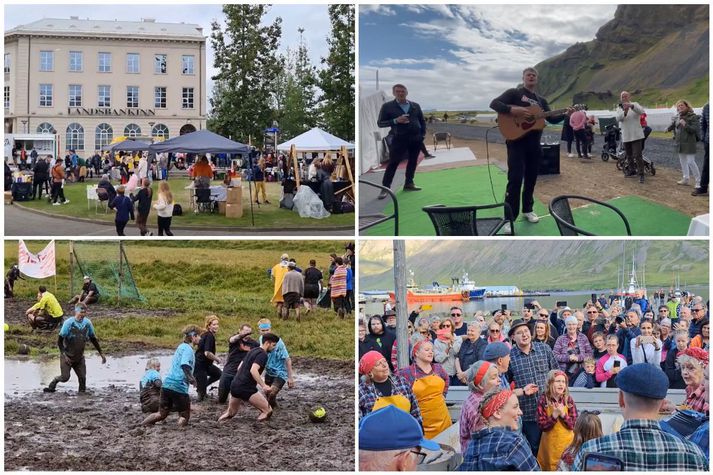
[97,174,117,204]
[364,315,397,371]
[692,102,709,196]
[376,84,427,199]
[131,178,153,236]
[32,156,50,200]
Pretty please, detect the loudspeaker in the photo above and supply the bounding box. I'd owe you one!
[539,143,560,175]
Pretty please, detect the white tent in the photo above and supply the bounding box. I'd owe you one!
[359,89,391,173]
[276,127,354,152]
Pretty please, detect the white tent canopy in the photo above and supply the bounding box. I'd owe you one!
[276,127,354,152]
[359,89,390,173]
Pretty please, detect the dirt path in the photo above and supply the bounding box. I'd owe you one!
[438,137,708,218]
[4,357,355,471]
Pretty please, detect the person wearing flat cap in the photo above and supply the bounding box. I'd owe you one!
[573,363,708,471]
[358,350,422,424]
[359,405,439,471]
[280,261,304,322]
[459,387,540,471]
[506,318,559,456]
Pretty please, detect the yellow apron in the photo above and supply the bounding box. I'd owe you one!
[537,404,574,471]
[412,374,452,439]
[271,263,289,303]
[372,394,411,413]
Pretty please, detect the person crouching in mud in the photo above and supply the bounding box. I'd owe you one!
[143,325,201,427]
[43,303,106,393]
[218,332,280,423]
[140,358,162,413]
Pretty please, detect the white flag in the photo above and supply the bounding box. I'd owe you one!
[18,240,56,279]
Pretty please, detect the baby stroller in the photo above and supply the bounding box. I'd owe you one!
[601,124,623,162]
[616,143,656,176]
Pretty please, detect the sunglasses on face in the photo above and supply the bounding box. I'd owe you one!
[490,329,500,333]
[538,314,548,317]
[587,311,597,314]
[442,324,452,328]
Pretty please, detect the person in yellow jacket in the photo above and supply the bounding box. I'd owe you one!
[25,285,64,330]
[270,253,290,317]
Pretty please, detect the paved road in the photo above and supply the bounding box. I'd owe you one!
[427,122,705,170]
[3,204,353,237]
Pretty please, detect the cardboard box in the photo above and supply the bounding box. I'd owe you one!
[225,203,243,218]
[218,201,226,215]
[4,191,13,204]
[226,186,241,204]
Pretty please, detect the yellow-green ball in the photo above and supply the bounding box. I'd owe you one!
[3,323,8,332]
[308,406,327,423]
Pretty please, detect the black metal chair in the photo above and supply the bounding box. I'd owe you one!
[422,203,514,236]
[359,179,399,236]
[194,187,214,213]
[549,194,632,236]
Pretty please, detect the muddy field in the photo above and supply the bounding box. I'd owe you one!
[5,356,355,471]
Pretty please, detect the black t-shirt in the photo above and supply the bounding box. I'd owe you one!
[454,322,468,337]
[373,379,393,397]
[304,267,323,285]
[82,282,99,297]
[195,331,216,367]
[223,336,259,375]
[231,347,268,391]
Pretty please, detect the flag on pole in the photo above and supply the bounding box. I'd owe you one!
[18,240,56,278]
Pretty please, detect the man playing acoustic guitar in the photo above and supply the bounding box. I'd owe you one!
[490,67,573,229]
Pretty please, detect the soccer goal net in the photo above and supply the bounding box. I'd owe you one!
[69,241,144,303]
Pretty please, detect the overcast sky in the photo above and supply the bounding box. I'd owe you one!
[360,4,618,110]
[4,3,332,105]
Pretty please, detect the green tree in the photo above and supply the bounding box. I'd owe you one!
[317,4,355,141]
[209,4,282,146]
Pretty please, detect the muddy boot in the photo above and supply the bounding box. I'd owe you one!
[43,379,58,393]
[78,377,87,393]
[338,308,345,319]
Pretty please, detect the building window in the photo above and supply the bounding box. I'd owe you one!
[66,123,84,150]
[154,54,167,74]
[69,51,83,72]
[124,123,142,137]
[4,86,9,109]
[97,85,111,108]
[95,123,113,149]
[182,87,194,109]
[152,123,169,139]
[39,84,53,107]
[98,52,112,72]
[4,53,10,73]
[37,122,56,134]
[182,55,194,75]
[127,53,140,73]
[40,50,54,71]
[126,86,139,108]
[154,87,167,108]
[68,84,82,107]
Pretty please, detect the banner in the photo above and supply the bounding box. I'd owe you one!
[18,240,56,279]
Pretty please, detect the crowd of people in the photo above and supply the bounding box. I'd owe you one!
[269,246,355,320]
[358,290,709,471]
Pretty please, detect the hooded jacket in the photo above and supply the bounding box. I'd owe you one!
[364,315,397,371]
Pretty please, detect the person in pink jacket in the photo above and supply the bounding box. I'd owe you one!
[569,109,590,159]
[595,334,628,388]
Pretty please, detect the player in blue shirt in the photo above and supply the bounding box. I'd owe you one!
[257,318,295,408]
[139,358,162,413]
[43,303,105,393]
[143,325,201,427]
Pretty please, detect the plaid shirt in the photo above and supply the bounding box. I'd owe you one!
[459,427,541,471]
[507,342,559,421]
[398,363,450,396]
[536,394,578,431]
[358,375,422,425]
[686,384,710,415]
[459,391,487,453]
[573,419,708,471]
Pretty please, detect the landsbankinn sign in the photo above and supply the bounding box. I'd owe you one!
[67,108,157,116]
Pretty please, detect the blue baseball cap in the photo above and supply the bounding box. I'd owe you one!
[616,363,669,399]
[359,405,439,451]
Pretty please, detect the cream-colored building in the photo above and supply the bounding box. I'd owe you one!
[4,17,207,154]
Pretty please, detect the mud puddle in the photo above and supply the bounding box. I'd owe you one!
[5,355,355,471]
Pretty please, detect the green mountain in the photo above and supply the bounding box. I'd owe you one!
[535,4,709,109]
[359,240,708,291]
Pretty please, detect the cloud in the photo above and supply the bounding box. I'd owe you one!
[361,4,617,109]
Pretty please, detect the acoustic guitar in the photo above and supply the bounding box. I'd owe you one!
[498,104,585,141]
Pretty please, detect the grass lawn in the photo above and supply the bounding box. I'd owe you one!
[4,240,355,361]
[19,177,354,229]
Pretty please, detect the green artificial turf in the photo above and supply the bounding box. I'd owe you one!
[365,166,692,236]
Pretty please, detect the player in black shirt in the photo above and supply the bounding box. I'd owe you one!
[217,324,259,403]
[218,332,280,422]
[68,275,100,305]
[193,315,223,401]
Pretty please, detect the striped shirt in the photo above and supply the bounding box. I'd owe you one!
[573,419,708,471]
[329,265,347,298]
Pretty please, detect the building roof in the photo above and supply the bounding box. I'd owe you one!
[5,17,205,42]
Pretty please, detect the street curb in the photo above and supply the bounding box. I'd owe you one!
[8,202,355,233]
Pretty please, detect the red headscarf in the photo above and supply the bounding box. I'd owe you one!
[473,361,493,387]
[481,389,513,419]
[680,347,709,367]
[359,351,385,375]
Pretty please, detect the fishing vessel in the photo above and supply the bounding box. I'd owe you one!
[388,270,466,303]
[451,272,486,300]
[614,245,647,297]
